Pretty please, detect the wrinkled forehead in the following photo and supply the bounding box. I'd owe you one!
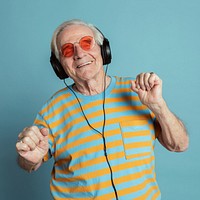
[57,24,94,44]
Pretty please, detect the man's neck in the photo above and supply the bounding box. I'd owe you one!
[73,75,111,96]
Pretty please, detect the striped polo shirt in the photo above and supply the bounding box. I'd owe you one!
[34,76,161,200]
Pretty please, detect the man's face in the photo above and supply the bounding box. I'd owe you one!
[57,25,103,82]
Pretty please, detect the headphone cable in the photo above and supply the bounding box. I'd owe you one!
[63,65,119,200]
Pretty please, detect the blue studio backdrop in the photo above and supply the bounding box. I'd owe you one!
[0,0,199,199]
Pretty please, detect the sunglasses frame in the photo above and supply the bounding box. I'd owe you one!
[61,35,95,58]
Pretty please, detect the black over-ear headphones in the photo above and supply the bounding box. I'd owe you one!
[50,28,112,79]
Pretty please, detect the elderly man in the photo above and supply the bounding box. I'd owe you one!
[16,19,188,200]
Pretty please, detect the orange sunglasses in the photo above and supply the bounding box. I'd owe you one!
[61,36,95,57]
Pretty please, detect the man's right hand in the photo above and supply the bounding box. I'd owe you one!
[16,126,49,166]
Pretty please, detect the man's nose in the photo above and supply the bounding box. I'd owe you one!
[73,44,85,60]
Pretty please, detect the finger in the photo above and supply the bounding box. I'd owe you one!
[18,127,32,140]
[148,73,160,88]
[148,73,156,88]
[25,130,40,145]
[40,128,49,145]
[137,73,146,90]
[18,130,39,147]
[30,126,45,141]
[135,73,142,90]
[18,131,25,139]
[40,128,49,137]
[130,80,139,93]
[19,126,44,142]
[21,136,37,151]
[16,140,30,152]
[143,73,152,91]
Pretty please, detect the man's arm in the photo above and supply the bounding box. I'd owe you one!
[131,72,189,152]
[153,100,188,151]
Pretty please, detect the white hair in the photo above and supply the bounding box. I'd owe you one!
[51,19,104,60]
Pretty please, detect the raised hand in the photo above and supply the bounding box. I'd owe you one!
[16,126,49,167]
[131,72,165,112]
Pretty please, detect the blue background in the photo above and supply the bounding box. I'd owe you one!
[1,0,199,199]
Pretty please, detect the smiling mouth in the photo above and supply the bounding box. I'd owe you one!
[77,61,93,68]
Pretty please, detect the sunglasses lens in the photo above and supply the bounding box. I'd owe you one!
[61,36,94,57]
[61,43,74,57]
[80,36,94,51]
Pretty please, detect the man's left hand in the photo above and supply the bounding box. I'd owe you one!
[131,72,164,112]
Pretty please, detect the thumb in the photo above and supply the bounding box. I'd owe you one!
[40,127,49,137]
[40,128,49,144]
[39,128,49,150]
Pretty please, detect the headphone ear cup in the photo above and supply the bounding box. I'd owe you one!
[101,38,112,65]
[50,52,69,79]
